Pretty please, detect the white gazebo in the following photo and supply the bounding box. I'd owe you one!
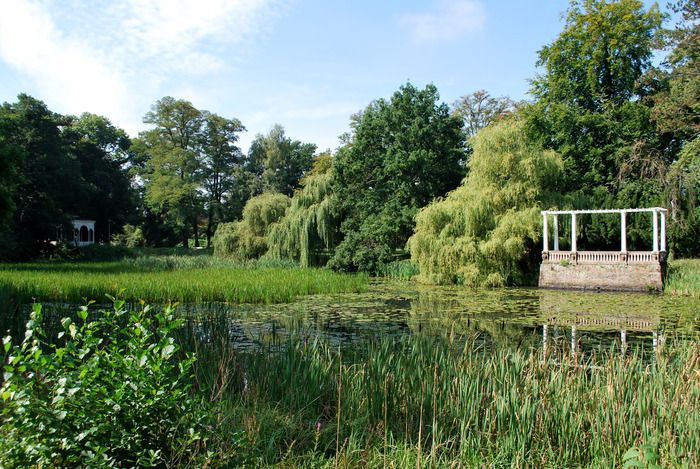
[539,208,667,291]
[72,219,96,247]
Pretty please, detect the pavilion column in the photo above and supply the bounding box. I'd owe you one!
[553,215,559,251]
[571,213,577,253]
[620,211,627,252]
[542,213,549,252]
[660,210,666,252]
[652,210,659,252]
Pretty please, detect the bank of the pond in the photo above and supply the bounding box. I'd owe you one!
[0,258,368,304]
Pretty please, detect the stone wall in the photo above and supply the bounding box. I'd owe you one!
[539,261,664,292]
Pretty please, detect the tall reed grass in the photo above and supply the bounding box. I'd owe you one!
[0,257,367,305]
[665,259,700,297]
[181,315,700,467]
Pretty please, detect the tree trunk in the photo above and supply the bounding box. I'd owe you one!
[193,218,200,248]
[206,207,213,248]
[181,231,189,249]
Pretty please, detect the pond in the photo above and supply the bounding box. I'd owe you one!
[181,279,700,357]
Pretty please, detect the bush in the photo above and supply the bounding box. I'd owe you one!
[112,223,146,248]
[0,300,225,467]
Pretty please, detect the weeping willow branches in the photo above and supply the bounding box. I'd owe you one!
[408,118,564,286]
[267,156,338,267]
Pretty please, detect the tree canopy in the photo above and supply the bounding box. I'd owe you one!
[409,118,564,286]
[329,83,467,272]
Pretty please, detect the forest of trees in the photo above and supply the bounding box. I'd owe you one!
[1,0,698,285]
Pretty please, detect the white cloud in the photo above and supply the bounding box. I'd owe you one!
[0,0,279,134]
[400,0,486,44]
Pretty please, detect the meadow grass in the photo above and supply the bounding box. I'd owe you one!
[0,256,368,305]
[181,314,700,468]
[665,259,700,297]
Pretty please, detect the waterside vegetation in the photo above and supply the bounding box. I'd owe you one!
[0,256,368,306]
[3,300,698,467]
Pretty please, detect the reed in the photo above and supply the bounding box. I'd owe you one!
[182,315,700,467]
[665,259,700,297]
[0,257,368,305]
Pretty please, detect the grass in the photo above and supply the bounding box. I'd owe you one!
[665,259,700,297]
[180,313,700,467]
[0,255,368,305]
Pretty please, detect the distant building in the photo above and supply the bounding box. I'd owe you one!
[72,219,96,247]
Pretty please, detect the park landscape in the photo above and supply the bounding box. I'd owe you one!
[0,0,699,467]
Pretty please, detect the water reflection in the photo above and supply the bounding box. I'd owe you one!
[6,280,698,357]
[180,280,697,357]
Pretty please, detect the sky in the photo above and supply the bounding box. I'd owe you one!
[0,0,667,153]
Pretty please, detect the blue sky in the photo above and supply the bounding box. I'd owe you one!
[0,0,665,153]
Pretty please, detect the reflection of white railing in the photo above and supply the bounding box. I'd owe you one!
[543,251,659,264]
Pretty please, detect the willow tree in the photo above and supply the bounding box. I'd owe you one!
[267,154,337,266]
[213,192,290,260]
[408,118,563,287]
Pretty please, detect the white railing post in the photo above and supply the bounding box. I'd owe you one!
[553,215,559,251]
[543,213,549,252]
[571,212,577,253]
[652,210,659,253]
[620,211,627,252]
[660,210,666,252]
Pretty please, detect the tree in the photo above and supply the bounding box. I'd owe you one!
[408,118,564,286]
[65,113,136,243]
[452,90,515,138]
[0,95,81,258]
[267,154,338,266]
[213,192,291,259]
[528,0,664,190]
[139,97,205,248]
[247,125,316,197]
[330,83,467,273]
[200,112,245,246]
[646,0,700,255]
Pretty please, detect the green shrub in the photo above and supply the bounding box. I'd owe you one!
[0,300,224,467]
[112,223,146,248]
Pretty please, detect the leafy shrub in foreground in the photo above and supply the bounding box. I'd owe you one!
[0,299,222,467]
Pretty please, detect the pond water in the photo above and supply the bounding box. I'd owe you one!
[182,280,700,357]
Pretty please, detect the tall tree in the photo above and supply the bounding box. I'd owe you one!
[528,0,664,190]
[0,95,80,258]
[200,112,245,246]
[452,90,515,138]
[64,113,136,243]
[139,97,204,248]
[409,118,564,286]
[247,124,316,197]
[330,83,467,273]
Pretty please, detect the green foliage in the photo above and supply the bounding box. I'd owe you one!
[331,82,467,273]
[623,442,662,469]
[0,300,219,467]
[409,118,563,286]
[112,223,146,248]
[532,0,663,110]
[213,192,291,260]
[247,124,317,196]
[267,155,338,267]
